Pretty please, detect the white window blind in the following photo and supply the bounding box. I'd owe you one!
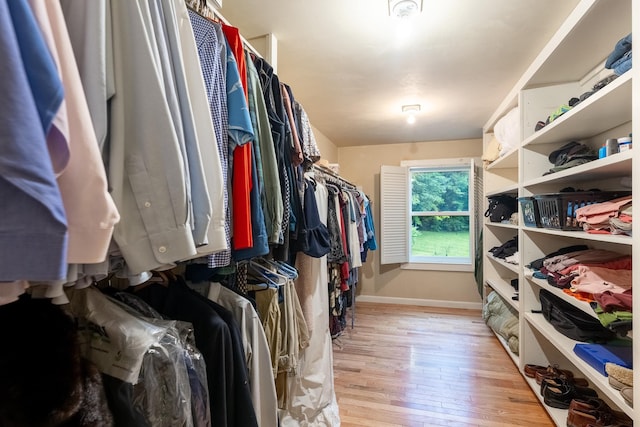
[380,165,409,264]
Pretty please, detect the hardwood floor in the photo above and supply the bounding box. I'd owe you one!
[332,302,554,427]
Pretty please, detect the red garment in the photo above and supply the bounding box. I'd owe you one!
[618,213,632,223]
[232,146,253,249]
[222,24,253,249]
[585,228,611,234]
[221,24,247,101]
[558,255,632,276]
[595,289,632,312]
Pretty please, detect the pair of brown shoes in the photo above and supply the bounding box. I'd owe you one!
[566,397,632,427]
[524,364,588,386]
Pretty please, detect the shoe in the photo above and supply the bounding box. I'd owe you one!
[537,371,589,387]
[619,386,632,407]
[569,397,631,425]
[605,363,632,389]
[608,376,626,391]
[541,378,597,409]
[569,397,610,413]
[567,407,632,427]
[523,364,579,385]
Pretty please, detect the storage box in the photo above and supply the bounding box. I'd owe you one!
[517,197,541,228]
[534,191,631,230]
[573,343,633,376]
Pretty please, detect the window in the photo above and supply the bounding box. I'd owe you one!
[380,158,480,271]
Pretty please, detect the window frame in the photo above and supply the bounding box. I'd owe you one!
[380,158,478,272]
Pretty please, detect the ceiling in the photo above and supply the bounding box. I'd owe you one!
[219,0,581,147]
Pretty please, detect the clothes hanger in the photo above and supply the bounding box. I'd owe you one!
[253,257,297,281]
[130,270,172,291]
[246,260,281,287]
[273,261,298,280]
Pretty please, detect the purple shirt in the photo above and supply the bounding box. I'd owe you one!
[0,0,68,281]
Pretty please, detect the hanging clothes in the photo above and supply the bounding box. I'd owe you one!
[132,278,259,427]
[0,296,115,427]
[67,287,177,426]
[110,291,211,427]
[245,50,284,244]
[58,0,109,153]
[205,282,278,427]
[188,9,233,268]
[294,101,321,165]
[170,0,227,256]
[109,0,198,273]
[1,0,67,282]
[35,0,119,264]
[280,83,304,167]
[232,141,270,260]
[252,55,292,258]
[283,179,341,426]
[221,24,254,251]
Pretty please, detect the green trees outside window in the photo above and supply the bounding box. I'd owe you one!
[410,168,471,260]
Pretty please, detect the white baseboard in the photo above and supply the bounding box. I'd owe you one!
[355,295,483,310]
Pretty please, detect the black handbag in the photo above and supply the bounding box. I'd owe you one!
[484,194,518,223]
[539,288,615,343]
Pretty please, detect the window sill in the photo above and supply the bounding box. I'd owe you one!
[400,263,473,272]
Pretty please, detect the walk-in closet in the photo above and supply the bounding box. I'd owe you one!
[0,0,636,426]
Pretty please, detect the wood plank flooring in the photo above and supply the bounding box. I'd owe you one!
[332,302,554,427]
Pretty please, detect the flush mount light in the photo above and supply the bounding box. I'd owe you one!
[402,104,421,124]
[388,0,423,19]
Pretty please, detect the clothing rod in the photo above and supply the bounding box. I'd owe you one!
[186,1,263,59]
[311,164,357,190]
[211,10,263,59]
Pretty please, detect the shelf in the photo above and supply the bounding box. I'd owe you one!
[524,0,631,88]
[486,278,519,312]
[523,149,632,188]
[524,312,634,419]
[482,1,635,420]
[521,227,633,246]
[486,147,518,170]
[485,222,518,231]
[526,275,598,320]
[487,255,519,274]
[486,184,518,197]
[523,376,568,426]
[522,72,632,148]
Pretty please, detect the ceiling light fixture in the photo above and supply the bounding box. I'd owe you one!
[402,104,420,124]
[388,0,423,19]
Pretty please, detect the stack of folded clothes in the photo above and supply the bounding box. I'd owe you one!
[543,141,597,175]
[575,195,632,235]
[528,247,632,337]
[488,235,518,264]
[540,248,630,293]
[605,33,632,76]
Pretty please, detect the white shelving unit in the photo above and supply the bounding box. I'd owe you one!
[481,0,636,424]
